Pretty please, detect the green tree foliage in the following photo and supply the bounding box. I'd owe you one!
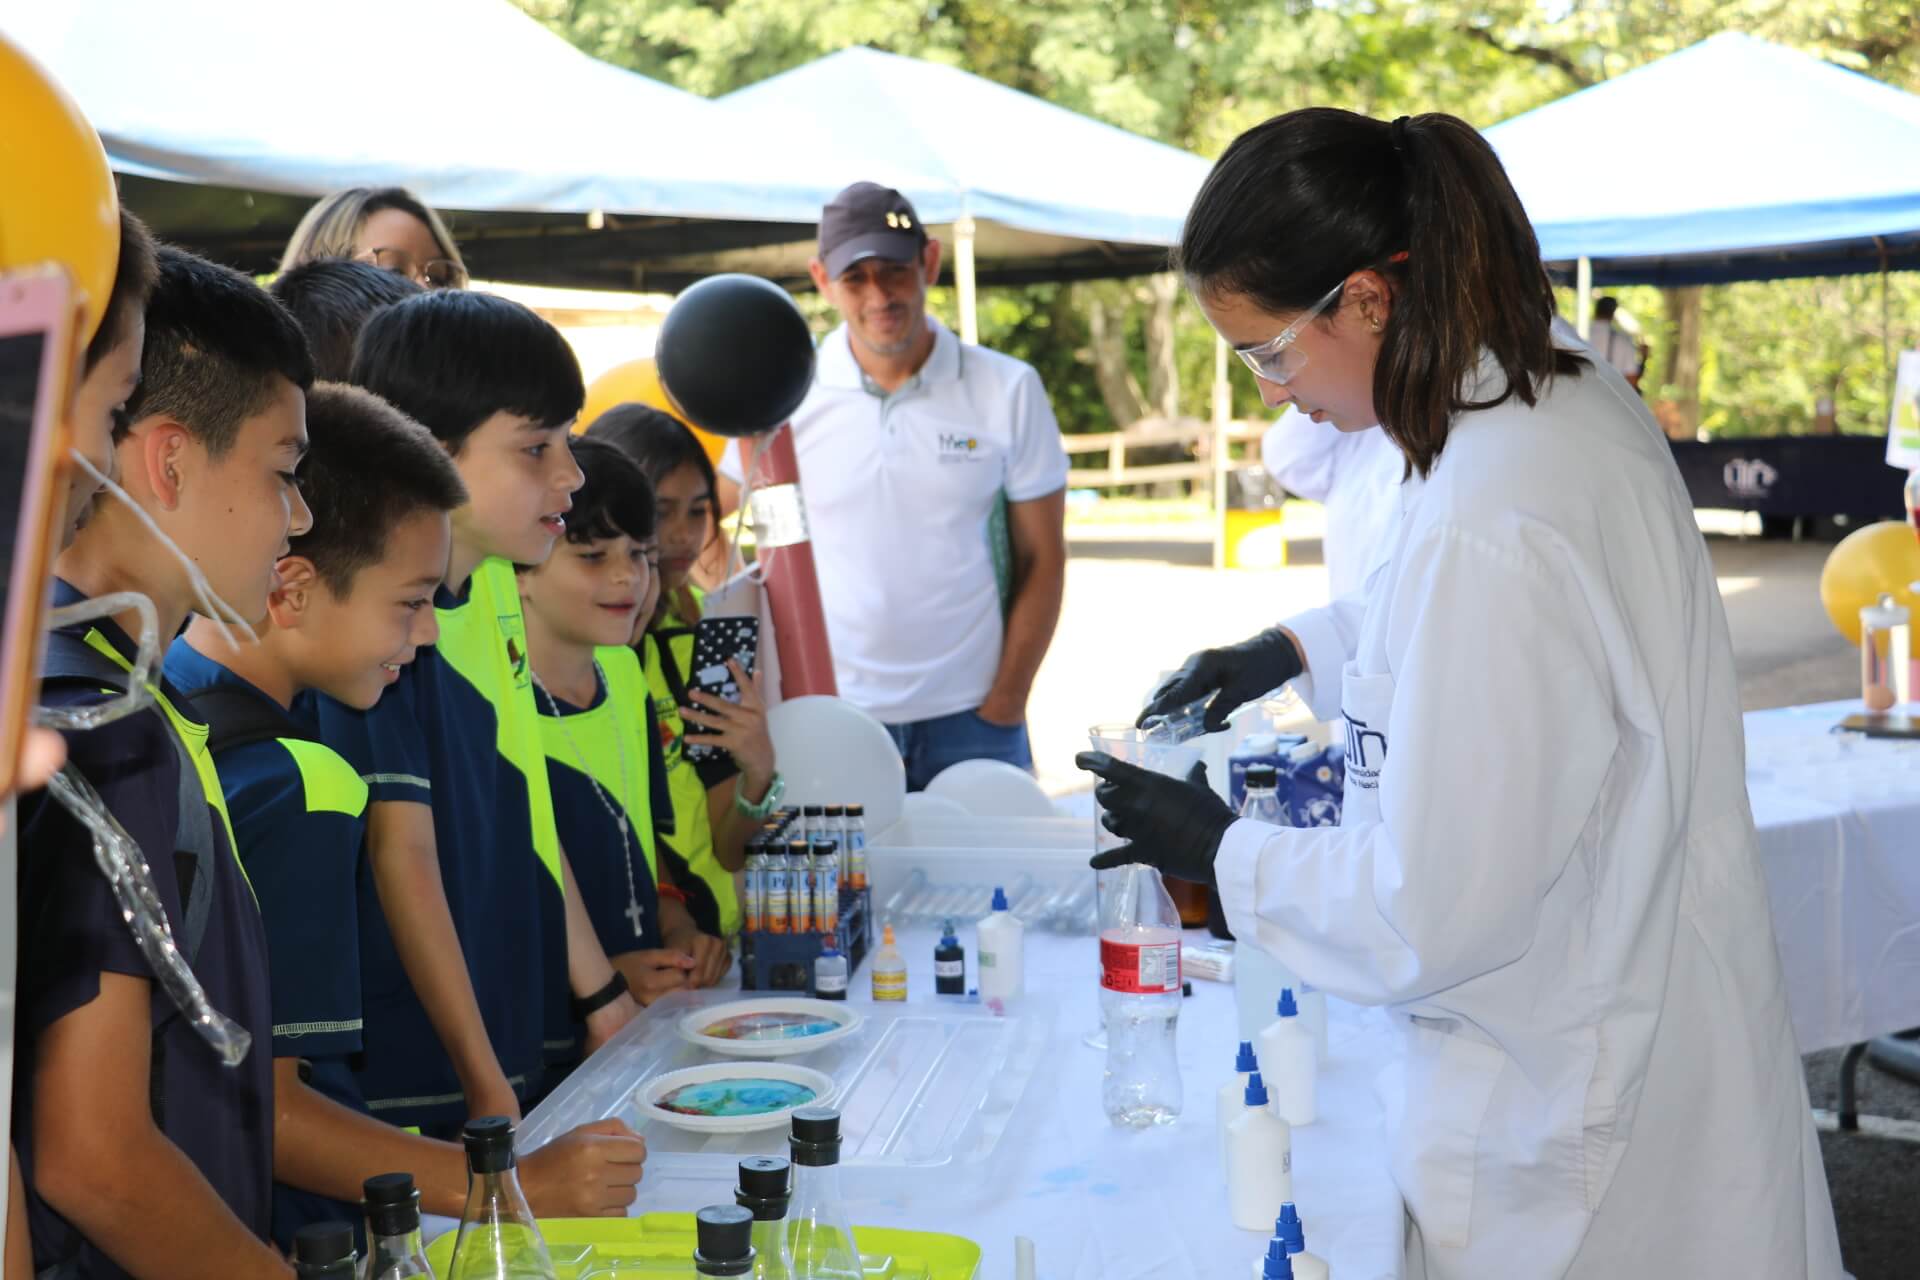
[518,0,1920,440]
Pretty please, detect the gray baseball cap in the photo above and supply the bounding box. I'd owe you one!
[818,182,928,279]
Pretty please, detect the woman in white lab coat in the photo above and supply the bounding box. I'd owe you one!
[1079,110,1841,1279]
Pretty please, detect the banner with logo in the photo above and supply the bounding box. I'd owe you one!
[1889,349,1920,470]
[1667,437,1906,518]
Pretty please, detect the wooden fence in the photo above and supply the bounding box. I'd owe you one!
[1062,416,1269,492]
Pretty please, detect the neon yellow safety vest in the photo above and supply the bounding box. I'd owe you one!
[536,644,660,883]
[642,626,741,937]
[277,737,370,820]
[436,558,566,891]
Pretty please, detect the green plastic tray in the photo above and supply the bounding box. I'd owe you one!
[426,1213,981,1279]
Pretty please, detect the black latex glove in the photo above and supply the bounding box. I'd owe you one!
[1137,626,1305,734]
[1076,751,1237,885]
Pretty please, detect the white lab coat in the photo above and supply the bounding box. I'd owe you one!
[1217,347,1842,1278]
[1261,408,1406,600]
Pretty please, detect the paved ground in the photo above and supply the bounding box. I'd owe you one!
[1027,525,1914,1278]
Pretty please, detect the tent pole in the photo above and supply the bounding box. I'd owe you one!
[955,216,979,345]
[1575,256,1594,341]
[1213,335,1230,572]
[1879,238,1893,421]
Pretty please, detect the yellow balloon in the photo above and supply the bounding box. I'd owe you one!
[1819,521,1920,646]
[576,356,726,466]
[0,33,118,344]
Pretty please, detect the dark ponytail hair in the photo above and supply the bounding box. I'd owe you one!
[1178,108,1580,477]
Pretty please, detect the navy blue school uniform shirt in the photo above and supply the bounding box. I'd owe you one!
[164,640,372,1249]
[14,581,273,1277]
[309,560,569,1133]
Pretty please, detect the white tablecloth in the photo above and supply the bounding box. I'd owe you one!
[1745,700,1920,1053]
[524,927,1407,1280]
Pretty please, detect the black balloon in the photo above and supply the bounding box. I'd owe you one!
[655,273,816,438]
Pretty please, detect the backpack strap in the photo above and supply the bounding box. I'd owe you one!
[38,639,217,971]
[189,684,315,755]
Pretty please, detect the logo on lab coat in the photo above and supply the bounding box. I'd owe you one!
[1722,457,1778,500]
[1342,712,1385,793]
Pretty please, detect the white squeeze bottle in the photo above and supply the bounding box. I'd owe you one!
[870,924,907,1002]
[1225,1072,1292,1231]
[1216,1040,1260,1169]
[977,886,1026,1002]
[1256,988,1317,1126]
[1278,1203,1328,1280]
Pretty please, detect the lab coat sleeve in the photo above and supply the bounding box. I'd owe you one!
[1274,594,1365,723]
[1217,521,1618,1007]
[1260,408,1341,502]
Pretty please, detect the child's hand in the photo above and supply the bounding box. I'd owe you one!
[664,924,732,988]
[618,949,698,1005]
[521,1118,646,1217]
[681,661,774,789]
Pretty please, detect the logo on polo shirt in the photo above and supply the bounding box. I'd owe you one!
[499,613,531,689]
[937,432,985,463]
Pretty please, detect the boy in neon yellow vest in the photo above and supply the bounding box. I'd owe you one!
[168,387,643,1245]
[518,438,731,1011]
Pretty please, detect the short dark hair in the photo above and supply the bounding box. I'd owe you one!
[583,403,718,528]
[559,436,655,548]
[121,246,315,454]
[348,291,583,452]
[84,210,158,372]
[290,382,467,596]
[1594,296,1620,320]
[1178,109,1580,478]
[270,259,423,381]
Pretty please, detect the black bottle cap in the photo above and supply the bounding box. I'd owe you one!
[825,804,847,816]
[1246,764,1279,788]
[787,839,811,857]
[788,1107,843,1167]
[735,1156,792,1220]
[811,839,837,856]
[293,1222,356,1268]
[846,803,865,816]
[362,1172,421,1237]
[693,1204,755,1276]
[462,1116,517,1174]
[802,804,825,816]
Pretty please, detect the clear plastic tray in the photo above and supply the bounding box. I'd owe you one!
[868,815,1098,933]
[520,988,1053,1203]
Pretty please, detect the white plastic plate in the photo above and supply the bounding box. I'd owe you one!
[676,997,864,1058]
[636,1061,836,1135]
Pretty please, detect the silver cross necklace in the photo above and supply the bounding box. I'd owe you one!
[533,665,647,938]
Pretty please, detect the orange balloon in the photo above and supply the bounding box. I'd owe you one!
[1819,521,1920,646]
[576,356,726,466]
[0,33,118,344]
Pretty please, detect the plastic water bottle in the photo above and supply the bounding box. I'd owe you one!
[1099,862,1184,1127]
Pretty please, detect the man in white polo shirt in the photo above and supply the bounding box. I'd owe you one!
[719,182,1068,790]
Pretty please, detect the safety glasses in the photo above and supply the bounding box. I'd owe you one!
[1232,279,1345,385]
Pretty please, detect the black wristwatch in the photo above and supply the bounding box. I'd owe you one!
[571,971,630,1021]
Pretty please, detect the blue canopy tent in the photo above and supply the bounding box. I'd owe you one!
[3,0,939,288]
[1485,33,1920,288]
[5,7,1210,293]
[712,47,1215,339]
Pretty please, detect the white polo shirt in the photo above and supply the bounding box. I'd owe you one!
[720,317,1067,725]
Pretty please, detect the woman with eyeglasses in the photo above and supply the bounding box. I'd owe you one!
[1079,110,1840,1279]
[279,186,469,290]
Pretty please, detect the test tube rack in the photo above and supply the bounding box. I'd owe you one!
[740,886,874,995]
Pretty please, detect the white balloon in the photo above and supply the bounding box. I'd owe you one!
[925,758,1056,818]
[765,695,907,832]
[899,790,974,822]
